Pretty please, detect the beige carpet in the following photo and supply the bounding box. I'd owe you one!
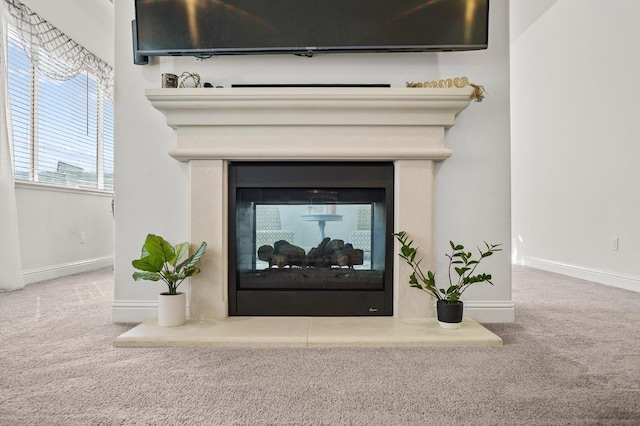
[1,266,639,425]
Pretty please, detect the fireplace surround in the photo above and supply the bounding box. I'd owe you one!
[145,86,475,320]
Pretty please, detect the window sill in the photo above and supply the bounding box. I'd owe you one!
[15,180,113,197]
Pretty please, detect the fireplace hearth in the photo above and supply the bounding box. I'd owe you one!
[229,162,394,316]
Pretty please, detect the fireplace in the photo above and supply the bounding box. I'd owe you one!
[144,86,475,320]
[229,162,394,316]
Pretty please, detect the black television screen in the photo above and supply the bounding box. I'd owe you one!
[134,0,489,57]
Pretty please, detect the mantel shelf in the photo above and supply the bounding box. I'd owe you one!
[146,86,475,103]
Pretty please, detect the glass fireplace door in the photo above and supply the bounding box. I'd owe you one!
[229,162,393,316]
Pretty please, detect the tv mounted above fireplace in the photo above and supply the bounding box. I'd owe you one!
[134,0,489,58]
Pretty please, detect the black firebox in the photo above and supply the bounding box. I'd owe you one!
[228,162,394,316]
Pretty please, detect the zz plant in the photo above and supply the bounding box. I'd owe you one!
[132,234,207,295]
[393,231,501,302]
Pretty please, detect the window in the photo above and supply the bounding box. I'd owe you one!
[6,26,114,191]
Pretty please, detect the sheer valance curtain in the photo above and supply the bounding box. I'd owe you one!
[0,1,23,291]
[0,0,113,291]
[4,0,113,99]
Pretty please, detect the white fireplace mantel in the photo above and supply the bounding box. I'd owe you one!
[145,87,475,320]
[146,87,474,162]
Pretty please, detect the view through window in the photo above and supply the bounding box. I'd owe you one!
[6,26,114,191]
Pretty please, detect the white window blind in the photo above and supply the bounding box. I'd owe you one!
[6,25,114,191]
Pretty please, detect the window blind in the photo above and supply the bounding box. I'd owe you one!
[6,25,114,191]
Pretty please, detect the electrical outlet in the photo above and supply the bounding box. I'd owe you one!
[611,236,619,251]
[80,232,86,244]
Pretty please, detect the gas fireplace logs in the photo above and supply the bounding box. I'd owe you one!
[258,238,364,269]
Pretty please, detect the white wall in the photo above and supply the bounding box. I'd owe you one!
[511,0,640,291]
[16,184,114,283]
[113,1,512,322]
[14,0,115,283]
[17,0,113,64]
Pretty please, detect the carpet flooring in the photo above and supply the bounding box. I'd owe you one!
[1,266,639,425]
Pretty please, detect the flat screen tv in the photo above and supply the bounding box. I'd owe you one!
[134,0,489,57]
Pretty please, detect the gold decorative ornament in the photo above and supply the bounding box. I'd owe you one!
[406,76,486,102]
[468,83,486,102]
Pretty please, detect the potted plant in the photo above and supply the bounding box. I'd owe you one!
[393,231,501,329]
[132,234,207,327]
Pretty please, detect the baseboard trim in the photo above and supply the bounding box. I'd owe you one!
[112,299,192,323]
[23,256,114,285]
[464,301,515,323]
[112,300,158,323]
[523,257,640,293]
[112,299,514,323]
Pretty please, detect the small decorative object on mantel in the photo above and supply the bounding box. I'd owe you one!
[178,72,202,88]
[406,76,487,102]
[393,231,501,329]
[132,234,207,327]
[161,73,178,88]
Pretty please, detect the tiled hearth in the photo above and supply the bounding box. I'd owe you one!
[114,316,502,348]
[115,86,503,347]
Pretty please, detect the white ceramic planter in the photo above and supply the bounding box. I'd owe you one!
[157,292,186,327]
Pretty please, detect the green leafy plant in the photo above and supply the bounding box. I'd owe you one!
[393,231,501,302]
[132,234,207,295]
